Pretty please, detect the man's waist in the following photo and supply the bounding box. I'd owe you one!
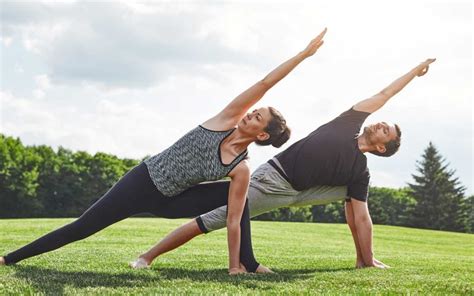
[267,158,290,183]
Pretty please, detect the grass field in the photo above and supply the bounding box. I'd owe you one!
[0,218,473,295]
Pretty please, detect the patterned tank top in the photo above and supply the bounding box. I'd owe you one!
[144,125,248,197]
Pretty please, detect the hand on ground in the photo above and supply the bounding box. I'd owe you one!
[374,258,391,269]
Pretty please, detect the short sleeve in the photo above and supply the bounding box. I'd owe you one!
[346,168,370,202]
[328,107,371,138]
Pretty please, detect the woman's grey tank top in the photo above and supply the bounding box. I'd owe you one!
[144,125,248,197]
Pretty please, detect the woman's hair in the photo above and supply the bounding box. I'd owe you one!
[255,107,291,148]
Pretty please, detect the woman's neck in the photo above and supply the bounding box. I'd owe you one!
[222,129,253,153]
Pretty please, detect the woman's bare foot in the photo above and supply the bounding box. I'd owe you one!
[129,257,150,269]
[229,266,247,275]
[255,264,274,274]
[0,256,5,266]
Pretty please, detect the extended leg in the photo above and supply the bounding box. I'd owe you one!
[2,163,160,265]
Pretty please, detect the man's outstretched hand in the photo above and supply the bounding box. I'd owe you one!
[415,58,436,77]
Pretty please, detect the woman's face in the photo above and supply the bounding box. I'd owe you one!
[238,107,272,139]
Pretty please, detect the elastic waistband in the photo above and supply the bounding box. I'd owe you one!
[267,158,291,184]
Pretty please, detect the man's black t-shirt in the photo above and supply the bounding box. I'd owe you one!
[275,107,371,201]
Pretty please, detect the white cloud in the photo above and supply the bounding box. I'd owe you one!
[34,74,51,90]
[14,64,24,73]
[32,89,45,99]
[1,36,13,47]
[32,74,51,98]
[2,2,262,88]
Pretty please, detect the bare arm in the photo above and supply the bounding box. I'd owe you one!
[353,58,436,114]
[226,161,251,274]
[349,198,390,269]
[344,200,364,268]
[350,198,377,267]
[203,28,327,130]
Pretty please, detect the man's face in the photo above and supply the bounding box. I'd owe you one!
[363,121,398,147]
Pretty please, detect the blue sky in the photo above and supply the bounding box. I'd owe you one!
[0,0,472,194]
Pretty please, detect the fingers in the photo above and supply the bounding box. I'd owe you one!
[421,58,436,68]
[418,65,429,77]
[416,58,436,77]
[308,28,328,44]
[316,27,328,41]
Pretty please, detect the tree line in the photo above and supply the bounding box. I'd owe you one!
[1,134,472,233]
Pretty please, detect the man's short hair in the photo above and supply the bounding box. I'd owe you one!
[369,124,402,157]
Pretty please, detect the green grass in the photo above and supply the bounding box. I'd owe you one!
[1,218,473,295]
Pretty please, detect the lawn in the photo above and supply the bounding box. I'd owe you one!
[0,218,473,295]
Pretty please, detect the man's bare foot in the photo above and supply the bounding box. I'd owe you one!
[256,264,274,274]
[0,256,5,266]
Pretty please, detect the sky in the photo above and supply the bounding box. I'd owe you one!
[1,0,472,195]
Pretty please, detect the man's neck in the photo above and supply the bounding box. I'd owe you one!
[357,135,372,153]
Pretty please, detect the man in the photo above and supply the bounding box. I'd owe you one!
[129,57,436,272]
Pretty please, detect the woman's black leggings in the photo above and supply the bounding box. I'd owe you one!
[3,162,259,271]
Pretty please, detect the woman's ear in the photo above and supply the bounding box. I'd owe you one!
[257,132,270,142]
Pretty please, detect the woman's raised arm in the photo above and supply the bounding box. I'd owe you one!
[203,28,327,130]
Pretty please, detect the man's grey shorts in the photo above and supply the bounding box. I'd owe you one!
[199,160,347,232]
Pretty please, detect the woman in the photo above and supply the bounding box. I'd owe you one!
[0,28,327,274]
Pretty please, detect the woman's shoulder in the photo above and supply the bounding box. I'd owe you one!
[201,114,238,132]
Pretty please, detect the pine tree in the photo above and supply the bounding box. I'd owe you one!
[408,142,467,232]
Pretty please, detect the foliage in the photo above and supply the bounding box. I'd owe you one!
[0,134,471,233]
[0,134,138,218]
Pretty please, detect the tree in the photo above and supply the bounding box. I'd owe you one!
[254,206,312,222]
[408,142,468,232]
[368,187,415,226]
[311,201,345,223]
[0,135,42,217]
[466,195,474,233]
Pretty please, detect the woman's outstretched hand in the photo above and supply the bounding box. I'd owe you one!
[415,58,436,77]
[301,27,327,58]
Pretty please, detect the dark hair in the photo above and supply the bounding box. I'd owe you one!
[369,124,402,157]
[255,107,291,148]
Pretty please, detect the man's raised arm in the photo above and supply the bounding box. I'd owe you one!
[353,58,436,114]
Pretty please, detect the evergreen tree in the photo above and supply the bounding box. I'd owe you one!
[466,195,474,233]
[408,142,467,232]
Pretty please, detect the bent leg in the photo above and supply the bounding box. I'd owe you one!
[138,219,202,265]
[137,180,260,269]
[3,163,161,265]
[238,199,259,272]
